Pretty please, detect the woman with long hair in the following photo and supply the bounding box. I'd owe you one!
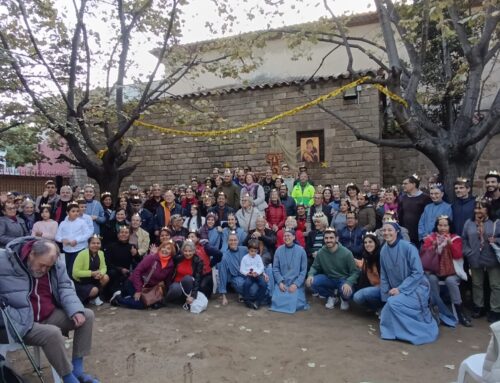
[421,215,471,326]
[353,233,382,313]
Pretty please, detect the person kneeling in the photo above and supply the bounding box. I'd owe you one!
[306,227,359,311]
[0,237,99,383]
[271,229,309,314]
[240,239,268,309]
[73,235,109,306]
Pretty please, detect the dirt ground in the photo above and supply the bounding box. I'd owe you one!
[10,295,492,383]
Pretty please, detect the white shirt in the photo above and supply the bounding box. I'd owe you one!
[55,216,93,253]
[239,254,264,276]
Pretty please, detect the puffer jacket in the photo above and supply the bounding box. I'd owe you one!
[0,236,84,337]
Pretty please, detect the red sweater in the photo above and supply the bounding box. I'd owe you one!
[276,229,305,248]
[265,203,286,229]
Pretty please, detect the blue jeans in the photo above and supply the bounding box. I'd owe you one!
[353,286,382,310]
[311,274,353,300]
[243,274,267,304]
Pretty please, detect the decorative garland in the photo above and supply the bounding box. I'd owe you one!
[96,77,408,159]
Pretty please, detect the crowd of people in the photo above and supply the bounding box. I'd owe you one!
[0,163,499,377]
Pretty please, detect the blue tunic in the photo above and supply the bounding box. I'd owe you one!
[379,239,439,345]
[85,199,105,235]
[270,244,309,314]
[218,246,247,294]
[208,227,222,249]
[221,227,246,252]
[417,201,453,241]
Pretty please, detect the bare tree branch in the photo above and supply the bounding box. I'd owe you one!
[16,0,71,110]
[323,0,354,74]
[306,44,341,82]
[0,121,23,134]
[317,104,416,148]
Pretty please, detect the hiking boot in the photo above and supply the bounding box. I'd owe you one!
[454,304,472,327]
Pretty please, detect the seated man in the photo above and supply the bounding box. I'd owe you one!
[0,237,99,383]
[306,227,359,311]
[270,229,309,314]
[218,232,248,306]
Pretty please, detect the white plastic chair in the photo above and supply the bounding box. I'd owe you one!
[457,353,487,383]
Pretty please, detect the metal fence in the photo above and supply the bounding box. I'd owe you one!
[0,174,71,198]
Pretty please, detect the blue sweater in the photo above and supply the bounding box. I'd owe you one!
[418,201,453,241]
[452,196,476,236]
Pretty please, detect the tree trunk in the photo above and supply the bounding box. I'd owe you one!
[94,171,123,198]
[434,152,479,203]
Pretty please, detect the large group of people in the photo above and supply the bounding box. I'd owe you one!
[0,164,499,381]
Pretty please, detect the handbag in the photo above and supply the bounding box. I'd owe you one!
[420,246,440,274]
[491,220,500,263]
[140,262,165,307]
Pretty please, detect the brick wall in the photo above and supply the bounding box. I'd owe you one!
[123,78,383,190]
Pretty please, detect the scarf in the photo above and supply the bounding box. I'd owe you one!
[475,216,487,251]
[159,254,171,269]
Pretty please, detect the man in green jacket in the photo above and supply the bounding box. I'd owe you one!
[291,171,315,207]
[306,227,359,311]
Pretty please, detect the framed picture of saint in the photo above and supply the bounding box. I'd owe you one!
[297,130,324,163]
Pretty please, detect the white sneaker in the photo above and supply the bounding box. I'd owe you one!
[325,296,335,309]
[312,292,319,297]
[340,298,349,311]
[91,296,104,306]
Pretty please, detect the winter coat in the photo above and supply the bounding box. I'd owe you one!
[265,203,287,230]
[0,216,28,247]
[0,236,84,337]
[462,219,500,268]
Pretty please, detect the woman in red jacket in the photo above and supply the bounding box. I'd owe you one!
[420,215,471,327]
[265,189,286,232]
[276,216,305,248]
[112,241,175,309]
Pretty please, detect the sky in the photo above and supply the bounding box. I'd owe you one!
[94,0,374,86]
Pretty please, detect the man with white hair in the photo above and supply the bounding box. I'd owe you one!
[0,237,98,383]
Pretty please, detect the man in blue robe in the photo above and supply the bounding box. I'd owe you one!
[417,184,452,242]
[270,229,309,313]
[379,222,439,345]
[218,232,248,305]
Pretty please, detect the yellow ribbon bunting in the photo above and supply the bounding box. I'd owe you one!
[94,76,409,156]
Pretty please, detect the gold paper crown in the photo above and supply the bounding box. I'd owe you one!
[385,210,396,215]
[411,173,420,181]
[476,196,491,203]
[91,233,102,240]
[40,203,51,209]
[100,191,112,198]
[456,176,469,183]
[436,215,449,220]
[67,201,79,209]
[313,212,326,218]
[429,183,442,188]
[324,227,337,234]
[364,231,377,236]
[346,182,355,187]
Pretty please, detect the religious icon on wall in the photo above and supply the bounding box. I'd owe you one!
[297,130,324,163]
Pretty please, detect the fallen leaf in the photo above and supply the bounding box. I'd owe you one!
[307,362,316,368]
[194,330,203,333]
[444,365,455,370]
[186,353,196,358]
[263,329,271,334]
[320,364,326,368]
[401,351,409,356]
[227,323,234,327]
[263,369,272,376]
[247,313,253,317]
[301,348,308,352]
[239,326,246,331]
[471,345,480,349]
[457,339,463,343]
[98,329,104,333]
[246,328,252,332]
[249,356,257,360]
[214,304,221,308]
[150,313,157,317]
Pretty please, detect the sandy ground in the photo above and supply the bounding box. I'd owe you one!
[8,295,492,383]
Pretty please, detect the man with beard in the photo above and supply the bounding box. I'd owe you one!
[35,180,60,213]
[279,184,297,217]
[52,185,73,224]
[208,192,234,227]
[0,237,98,383]
[216,169,240,210]
[484,170,500,220]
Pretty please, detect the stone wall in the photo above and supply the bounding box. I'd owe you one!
[123,78,383,190]
[382,135,500,191]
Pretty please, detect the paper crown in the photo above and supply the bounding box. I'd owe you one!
[100,191,112,198]
[411,173,420,181]
[456,176,469,183]
[384,216,398,223]
[436,215,449,220]
[346,182,355,187]
[324,227,337,234]
[486,170,499,177]
[364,231,377,237]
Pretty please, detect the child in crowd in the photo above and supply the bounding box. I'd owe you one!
[239,239,267,309]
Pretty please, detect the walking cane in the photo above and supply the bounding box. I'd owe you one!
[0,300,46,383]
